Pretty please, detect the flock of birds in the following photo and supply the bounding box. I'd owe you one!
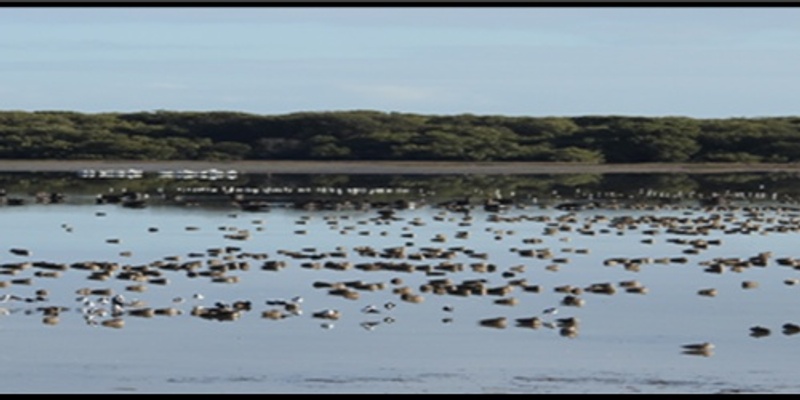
[3,183,800,360]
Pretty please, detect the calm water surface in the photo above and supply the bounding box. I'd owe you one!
[1,173,800,393]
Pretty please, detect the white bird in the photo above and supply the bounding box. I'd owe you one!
[0,294,19,303]
[111,304,125,316]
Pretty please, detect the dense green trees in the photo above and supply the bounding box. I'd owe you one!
[1,110,800,163]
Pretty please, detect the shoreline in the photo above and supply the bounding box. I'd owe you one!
[0,160,799,174]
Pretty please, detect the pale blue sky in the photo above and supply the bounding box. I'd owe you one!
[1,6,799,118]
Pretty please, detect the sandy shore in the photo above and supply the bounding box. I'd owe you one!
[0,160,799,175]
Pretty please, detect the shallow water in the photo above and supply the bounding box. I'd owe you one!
[1,174,800,393]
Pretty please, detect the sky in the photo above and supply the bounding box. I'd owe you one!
[1,6,799,119]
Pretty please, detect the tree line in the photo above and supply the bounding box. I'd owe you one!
[1,110,799,163]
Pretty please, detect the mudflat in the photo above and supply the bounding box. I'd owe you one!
[0,159,799,174]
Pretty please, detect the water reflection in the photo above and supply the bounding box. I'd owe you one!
[2,170,800,208]
[1,171,800,393]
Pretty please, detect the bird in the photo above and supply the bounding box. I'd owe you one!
[312,309,340,320]
[214,301,230,309]
[360,321,381,331]
[750,326,771,338]
[111,304,125,317]
[543,307,558,315]
[782,323,800,335]
[0,294,22,303]
[556,317,580,328]
[478,317,508,329]
[681,342,715,353]
[111,294,126,307]
[681,342,714,356]
[361,305,380,314]
[284,302,302,315]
